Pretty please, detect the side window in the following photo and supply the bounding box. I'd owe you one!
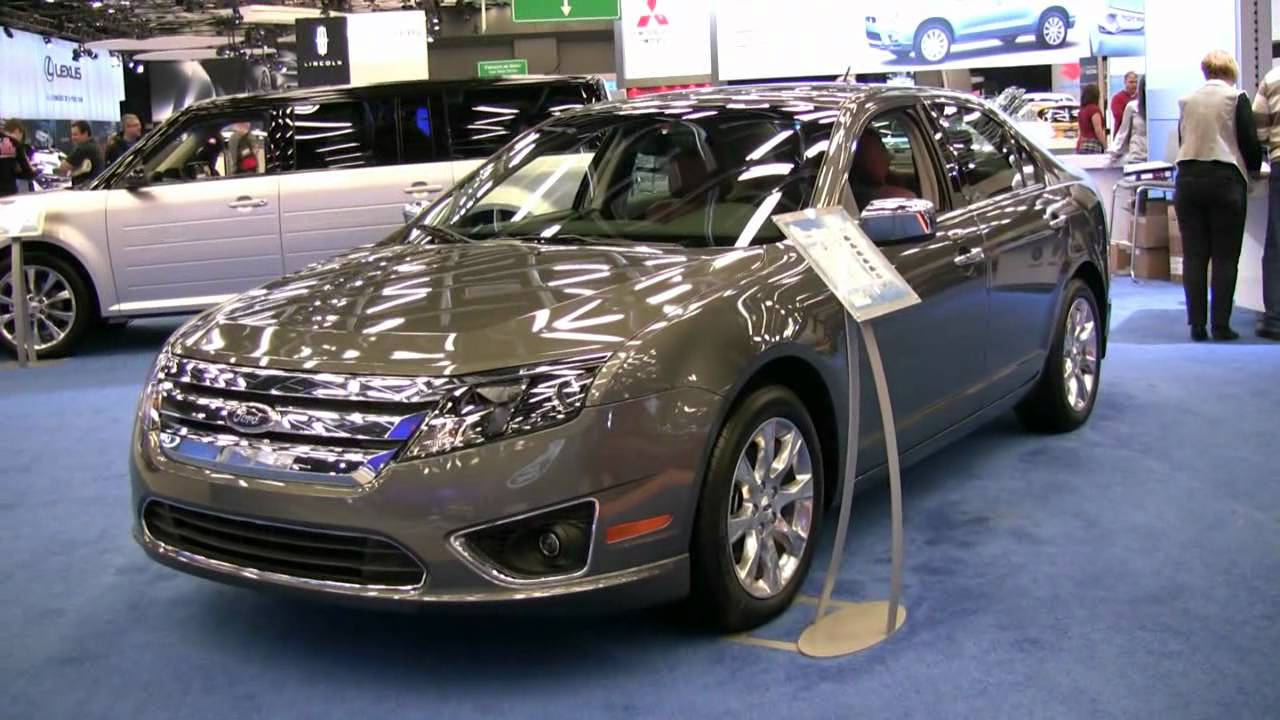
[398,94,441,164]
[929,103,1023,204]
[847,111,934,213]
[365,97,400,166]
[292,101,374,171]
[136,114,269,185]
[445,83,595,159]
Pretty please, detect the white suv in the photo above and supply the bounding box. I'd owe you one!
[0,76,606,357]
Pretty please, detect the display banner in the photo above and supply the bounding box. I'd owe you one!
[0,28,125,122]
[345,11,429,84]
[713,0,1144,81]
[617,0,713,86]
[150,59,277,122]
[296,17,352,87]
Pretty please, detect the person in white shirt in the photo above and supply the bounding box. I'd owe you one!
[1109,75,1147,165]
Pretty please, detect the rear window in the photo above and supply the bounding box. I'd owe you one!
[445,82,602,159]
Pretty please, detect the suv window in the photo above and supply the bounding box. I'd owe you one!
[445,83,598,159]
[291,101,377,171]
[929,103,1023,205]
[136,114,270,185]
[396,93,443,164]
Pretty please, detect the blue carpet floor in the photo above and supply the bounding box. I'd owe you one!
[2,279,1278,719]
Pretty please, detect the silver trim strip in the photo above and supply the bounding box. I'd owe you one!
[163,355,459,404]
[448,498,599,589]
[155,425,388,487]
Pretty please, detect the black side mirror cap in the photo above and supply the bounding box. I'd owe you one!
[859,198,938,246]
[123,167,148,189]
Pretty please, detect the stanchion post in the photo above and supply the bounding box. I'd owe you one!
[9,235,31,367]
[813,312,862,623]
[862,324,904,634]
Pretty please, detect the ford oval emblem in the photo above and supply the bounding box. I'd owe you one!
[227,402,278,434]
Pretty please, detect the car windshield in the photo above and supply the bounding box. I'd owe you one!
[413,109,834,248]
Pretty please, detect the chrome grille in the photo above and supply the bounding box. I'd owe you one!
[152,355,459,486]
[143,500,426,588]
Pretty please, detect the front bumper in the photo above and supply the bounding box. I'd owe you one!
[131,387,721,609]
[865,19,915,51]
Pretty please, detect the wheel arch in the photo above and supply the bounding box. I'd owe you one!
[917,17,956,41]
[1069,260,1108,357]
[4,239,102,317]
[699,348,844,515]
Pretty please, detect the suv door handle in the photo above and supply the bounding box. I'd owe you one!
[954,246,986,267]
[228,197,267,209]
[404,183,445,195]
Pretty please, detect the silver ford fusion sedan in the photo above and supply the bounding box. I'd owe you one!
[132,84,1109,631]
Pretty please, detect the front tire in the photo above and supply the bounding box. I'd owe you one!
[913,22,953,63]
[1016,279,1102,433]
[0,250,95,359]
[690,386,824,632]
[1037,9,1070,49]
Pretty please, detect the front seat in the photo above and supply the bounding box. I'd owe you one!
[645,148,717,224]
[851,129,917,210]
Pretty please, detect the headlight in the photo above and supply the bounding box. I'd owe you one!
[138,351,175,433]
[401,358,605,462]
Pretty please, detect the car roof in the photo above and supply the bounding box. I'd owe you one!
[179,75,602,114]
[579,82,980,115]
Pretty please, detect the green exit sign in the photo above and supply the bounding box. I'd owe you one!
[477,59,530,79]
[512,0,620,23]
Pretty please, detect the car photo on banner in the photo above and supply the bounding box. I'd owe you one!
[864,1,1081,66]
[1089,0,1145,57]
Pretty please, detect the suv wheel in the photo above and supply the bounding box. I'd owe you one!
[1037,9,1069,48]
[0,251,94,359]
[691,386,824,632]
[914,22,953,63]
[1016,279,1102,433]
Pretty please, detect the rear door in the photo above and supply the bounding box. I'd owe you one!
[105,110,283,312]
[926,100,1070,402]
[839,104,990,462]
[277,95,453,274]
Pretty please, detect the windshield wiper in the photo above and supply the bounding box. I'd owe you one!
[410,223,476,245]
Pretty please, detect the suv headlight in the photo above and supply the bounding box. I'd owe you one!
[401,357,606,462]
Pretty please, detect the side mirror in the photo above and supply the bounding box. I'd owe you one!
[123,166,148,190]
[859,198,938,245]
[402,200,427,225]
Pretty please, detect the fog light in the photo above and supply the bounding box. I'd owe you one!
[454,500,596,582]
[538,531,562,558]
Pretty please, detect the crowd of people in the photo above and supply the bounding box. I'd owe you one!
[0,114,144,197]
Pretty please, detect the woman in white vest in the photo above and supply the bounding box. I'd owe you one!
[1174,50,1264,341]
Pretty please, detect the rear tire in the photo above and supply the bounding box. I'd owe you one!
[1016,279,1102,433]
[0,250,95,359]
[690,386,824,632]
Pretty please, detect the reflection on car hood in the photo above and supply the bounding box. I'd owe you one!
[171,240,761,376]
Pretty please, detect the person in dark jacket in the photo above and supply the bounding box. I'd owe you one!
[1175,50,1264,342]
[58,120,104,188]
[0,120,35,197]
[104,114,143,165]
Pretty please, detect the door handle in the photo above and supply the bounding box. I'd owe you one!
[1047,215,1068,229]
[228,197,267,209]
[404,183,445,195]
[954,246,986,267]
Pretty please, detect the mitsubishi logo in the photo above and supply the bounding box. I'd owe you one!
[315,25,329,57]
[637,0,668,28]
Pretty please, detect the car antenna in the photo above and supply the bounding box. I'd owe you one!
[840,66,854,84]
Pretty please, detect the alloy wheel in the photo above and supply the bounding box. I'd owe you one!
[727,417,815,599]
[0,264,78,353]
[1062,297,1099,413]
[1042,16,1067,46]
[920,28,950,62]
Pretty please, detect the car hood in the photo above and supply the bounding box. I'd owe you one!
[171,240,761,376]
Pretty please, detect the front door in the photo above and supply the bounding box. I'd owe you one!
[841,107,990,468]
[106,112,283,313]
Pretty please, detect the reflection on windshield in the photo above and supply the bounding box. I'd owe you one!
[415,107,834,248]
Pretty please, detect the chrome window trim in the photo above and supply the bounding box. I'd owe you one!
[139,498,429,593]
[448,498,600,589]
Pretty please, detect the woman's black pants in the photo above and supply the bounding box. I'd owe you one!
[1174,162,1247,329]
